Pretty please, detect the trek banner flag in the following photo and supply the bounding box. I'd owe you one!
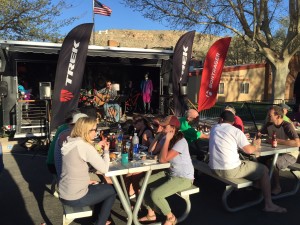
[51,23,93,131]
[172,30,195,116]
[197,37,231,112]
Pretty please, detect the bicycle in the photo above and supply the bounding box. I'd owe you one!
[125,91,143,113]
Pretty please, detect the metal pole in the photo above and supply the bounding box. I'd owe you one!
[92,0,95,44]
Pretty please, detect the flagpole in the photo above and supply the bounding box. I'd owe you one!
[92,0,95,44]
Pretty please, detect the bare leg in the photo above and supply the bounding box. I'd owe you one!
[260,166,286,213]
[271,168,282,195]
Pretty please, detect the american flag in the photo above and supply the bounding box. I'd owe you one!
[94,0,112,16]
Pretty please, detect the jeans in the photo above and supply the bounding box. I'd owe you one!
[60,183,116,225]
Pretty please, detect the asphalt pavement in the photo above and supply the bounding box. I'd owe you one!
[1,148,300,225]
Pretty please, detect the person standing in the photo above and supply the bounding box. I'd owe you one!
[97,80,120,122]
[140,72,153,114]
[59,117,116,225]
[209,110,287,213]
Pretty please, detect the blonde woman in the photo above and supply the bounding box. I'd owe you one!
[59,117,115,225]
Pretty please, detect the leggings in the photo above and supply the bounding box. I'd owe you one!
[140,170,192,215]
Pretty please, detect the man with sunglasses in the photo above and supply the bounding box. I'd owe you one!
[179,109,209,160]
[97,80,120,122]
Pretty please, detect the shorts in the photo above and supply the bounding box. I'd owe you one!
[276,153,297,170]
[212,160,266,181]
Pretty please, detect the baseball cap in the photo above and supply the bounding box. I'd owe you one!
[280,103,292,111]
[71,113,88,124]
[159,115,180,128]
[220,110,235,123]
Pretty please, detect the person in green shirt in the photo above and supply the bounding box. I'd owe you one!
[179,109,209,160]
[280,103,293,124]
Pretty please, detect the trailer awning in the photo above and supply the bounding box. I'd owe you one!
[0,40,173,60]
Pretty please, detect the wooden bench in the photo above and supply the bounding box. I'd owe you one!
[192,159,263,212]
[62,204,93,225]
[176,185,200,223]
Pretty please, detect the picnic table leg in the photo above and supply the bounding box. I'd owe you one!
[222,185,263,212]
[269,153,279,178]
[133,169,156,225]
[120,175,131,206]
[272,170,300,199]
[110,176,133,225]
[176,195,191,223]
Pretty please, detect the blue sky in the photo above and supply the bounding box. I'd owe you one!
[57,0,171,35]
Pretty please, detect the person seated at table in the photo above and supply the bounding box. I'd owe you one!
[124,116,154,199]
[179,109,209,160]
[259,105,299,195]
[139,115,194,224]
[209,110,286,213]
[279,103,293,124]
[59,117,116,225]
[97,80,121,122]
[133,116,154,147]
[148,116,165,155]
[224,105,245,132]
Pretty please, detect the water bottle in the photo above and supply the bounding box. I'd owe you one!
[132,133,139,157]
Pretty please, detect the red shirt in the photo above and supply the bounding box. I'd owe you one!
[233,115,244,132]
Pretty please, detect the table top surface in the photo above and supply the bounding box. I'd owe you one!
[259,142,299,156]
[105,160,170,177]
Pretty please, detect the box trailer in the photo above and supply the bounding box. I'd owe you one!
[0,40,173,138]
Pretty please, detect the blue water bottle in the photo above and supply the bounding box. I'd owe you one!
[132,133,139,156]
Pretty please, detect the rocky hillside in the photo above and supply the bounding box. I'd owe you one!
[94,29,219,59]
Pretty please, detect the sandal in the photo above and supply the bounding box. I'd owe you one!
[138,214,156,222]
[164,215,177,225]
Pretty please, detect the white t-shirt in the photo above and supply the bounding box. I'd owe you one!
[209,123,250,170]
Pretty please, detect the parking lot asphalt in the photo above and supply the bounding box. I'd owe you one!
[1,149,300,225]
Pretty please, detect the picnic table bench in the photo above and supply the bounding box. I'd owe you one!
[62,204,93,225]
[176,185,200,223]
[192,159,263,212]
[193,159,300,212]
[272,162,300,199]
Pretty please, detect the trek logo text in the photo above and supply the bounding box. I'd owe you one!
[65,40,80,86]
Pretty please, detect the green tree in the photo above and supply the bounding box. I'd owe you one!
[0,0,78,41]
[122,0,297,101]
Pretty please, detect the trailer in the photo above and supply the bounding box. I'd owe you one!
[0,40,173,138]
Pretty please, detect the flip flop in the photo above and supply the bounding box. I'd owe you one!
[138,214,156,222]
